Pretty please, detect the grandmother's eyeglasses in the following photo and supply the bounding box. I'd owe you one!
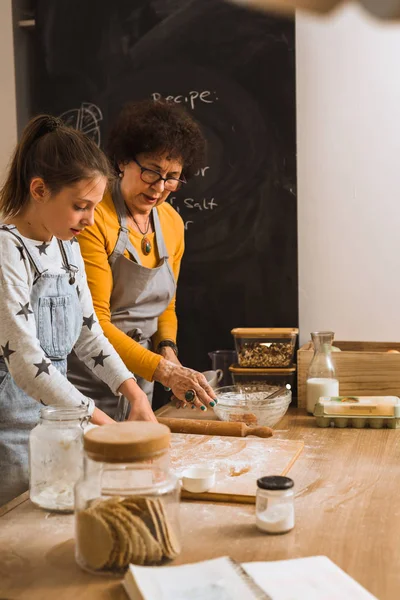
[133,158,186,191]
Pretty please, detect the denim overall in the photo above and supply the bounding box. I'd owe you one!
[68,181,176,416]
[0,226,82,506]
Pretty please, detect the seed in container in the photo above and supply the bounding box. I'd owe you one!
[238,342,293,367]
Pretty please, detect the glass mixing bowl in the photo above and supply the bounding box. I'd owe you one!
[213,384,291,428]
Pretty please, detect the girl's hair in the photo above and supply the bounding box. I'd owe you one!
[107,100,206,180]
[0,114,112,219]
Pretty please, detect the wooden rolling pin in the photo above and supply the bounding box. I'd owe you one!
[157,417,273,438]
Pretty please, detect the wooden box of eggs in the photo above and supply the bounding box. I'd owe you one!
[297,341,400,409]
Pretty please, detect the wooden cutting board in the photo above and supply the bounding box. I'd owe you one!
[170,433,304,504]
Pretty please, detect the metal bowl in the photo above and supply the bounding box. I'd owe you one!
[213,384,291,428]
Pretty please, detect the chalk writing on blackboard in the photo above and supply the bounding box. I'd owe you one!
[184,198,218,210]
[59,102,103,146]
[168,164,215,228]
[194,167,210,177]
[151,91,218,110]
[169,198,217,230]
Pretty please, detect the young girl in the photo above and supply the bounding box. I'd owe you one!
[0,114,156,506]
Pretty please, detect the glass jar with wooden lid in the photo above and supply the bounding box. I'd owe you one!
[75,422,181,575]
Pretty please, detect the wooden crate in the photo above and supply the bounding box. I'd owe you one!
[297,341,400,408]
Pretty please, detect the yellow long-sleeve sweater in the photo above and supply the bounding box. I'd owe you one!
[77,190,184,381]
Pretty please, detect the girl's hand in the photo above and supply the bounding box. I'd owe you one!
[118,378,157,422]
[126,391,157,422]
[154,359,216,411]
[90,406,116,425]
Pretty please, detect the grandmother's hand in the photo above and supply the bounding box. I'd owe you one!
[154,359,217,411]
[159,345,181,367]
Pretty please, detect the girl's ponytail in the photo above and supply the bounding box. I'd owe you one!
[0,114,111,219]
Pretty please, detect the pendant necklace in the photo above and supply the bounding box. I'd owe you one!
[126,206,152,255]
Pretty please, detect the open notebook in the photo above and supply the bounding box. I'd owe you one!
[123,555,377,600]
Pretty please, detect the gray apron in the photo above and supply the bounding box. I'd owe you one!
[68,181,176,417]
[0,226,82,506]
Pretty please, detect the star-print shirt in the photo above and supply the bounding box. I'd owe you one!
[0,227,134,414]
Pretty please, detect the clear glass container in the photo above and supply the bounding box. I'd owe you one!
[208,350,237,386]
[75,422,181,576]
[29,405,89,513]
[214,384,291,427]
[256,476,295,534]
[231,328,298,368]
[306,331,339,414]
[229,364,296,388]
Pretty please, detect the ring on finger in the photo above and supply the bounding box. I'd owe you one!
[184,389,196,403]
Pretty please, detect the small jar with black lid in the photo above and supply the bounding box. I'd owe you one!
[255,475,295,534]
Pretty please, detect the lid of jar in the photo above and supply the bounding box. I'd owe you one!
[40,405,89,420]
[257,476,294,490]
[229,364,296,374]
[83,422,171,463]
[231,327,298,339]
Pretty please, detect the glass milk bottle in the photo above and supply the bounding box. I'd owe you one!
[306,331,339,414]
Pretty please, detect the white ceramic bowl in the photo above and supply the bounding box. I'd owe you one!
[181,467,216,493]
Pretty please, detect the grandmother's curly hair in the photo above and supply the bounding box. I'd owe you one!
[106,100,206,180]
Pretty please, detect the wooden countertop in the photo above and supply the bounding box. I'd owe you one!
[1,406,399,599]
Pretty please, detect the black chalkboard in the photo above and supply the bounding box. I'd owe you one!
[34,0,297,375]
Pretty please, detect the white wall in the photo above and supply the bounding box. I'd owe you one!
[297,3,400,345]
[0,0,17,182]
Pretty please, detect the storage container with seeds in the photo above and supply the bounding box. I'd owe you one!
[229,364,296,388]
[75,422,181,575]
[232,328,298,368]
